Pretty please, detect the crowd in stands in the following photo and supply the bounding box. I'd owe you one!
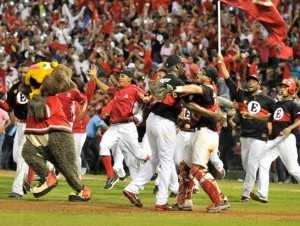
[0,0,299,183]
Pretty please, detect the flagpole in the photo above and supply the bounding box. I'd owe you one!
[218,1,221,54]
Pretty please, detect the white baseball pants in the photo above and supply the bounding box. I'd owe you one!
[11,122,27,195]
[125,113,177,205]
[240,137,266,198]
[73,132,86,179]
[100,122,148,160]
[258,134,300,199]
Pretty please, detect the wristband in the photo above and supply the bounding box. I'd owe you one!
[174,86,183,93]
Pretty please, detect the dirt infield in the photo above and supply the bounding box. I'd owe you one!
[1,198,300,221]
[1,170,300,226]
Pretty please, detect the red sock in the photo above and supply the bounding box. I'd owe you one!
[27,168,35,185]
[102,155,114,178]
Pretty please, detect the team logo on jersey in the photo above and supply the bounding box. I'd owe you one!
[16,92,28,104]
[247,101,261,114]
[184,109,191,119]
[273,108,284,120]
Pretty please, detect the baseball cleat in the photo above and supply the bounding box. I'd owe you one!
[32,171,58,198]
[104,174,119,190]
[250,192,268,203]
[193,188,200,194]
[206,203,221,213]
[172,204,193,211]
[8,192,23,198]
[152,185,159,194]
[69,185,91,202]
[219,200,230,210]
[123,190,143,207]
[155,203,173,211]
[169,192,178,198]
[22,182,32,194]
[150,172,158,181]
[241,196,250,202]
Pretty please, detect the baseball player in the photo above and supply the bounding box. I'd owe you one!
[123,55,186,211]
[171,66,229,213]
[57,86,87,179]
[218,54,275,202]
[245,78,300,203]
[0,63,29,198]
[87,65,150,190]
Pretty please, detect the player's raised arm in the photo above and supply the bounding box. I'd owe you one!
[87,64,109,93]
[217,53,230,79]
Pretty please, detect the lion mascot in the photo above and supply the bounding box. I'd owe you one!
[20,62,91,202]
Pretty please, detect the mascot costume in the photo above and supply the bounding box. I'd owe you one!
[20,62,91,202]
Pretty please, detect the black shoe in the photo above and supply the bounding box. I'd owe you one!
[150,172,158,181]
[23,182,31,194]
[8,192,23,198]
[104,175,119,190]
[119,176,127,182]
[153,185,159,194]
[169,192,178,198]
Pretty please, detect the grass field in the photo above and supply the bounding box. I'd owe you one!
[0,170,299,226]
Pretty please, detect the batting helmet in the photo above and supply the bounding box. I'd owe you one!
[280,78,297,95]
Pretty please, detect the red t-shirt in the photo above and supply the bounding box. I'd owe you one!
[72,102,88,134]
[25,96,71,134]
[107,84,146,124]
[57,88,87,122]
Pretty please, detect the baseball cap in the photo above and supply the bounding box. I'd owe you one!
[165,55,187,68]
[246,74,260,83]
[120,68,134,78]
[202,66,218,84]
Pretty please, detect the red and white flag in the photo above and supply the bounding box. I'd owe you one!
[219,0,287,44]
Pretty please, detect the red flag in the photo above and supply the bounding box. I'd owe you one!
[280,41,293,60]
[219,0,287,44]
[283,63,291,79]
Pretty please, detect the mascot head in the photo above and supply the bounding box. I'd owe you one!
[25,61,59,99]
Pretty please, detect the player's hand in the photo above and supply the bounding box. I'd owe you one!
[213,111,227,124]
[280,127,292,137]
[241,112,252,119]
[138,93,151,103]
[217,53,224,64]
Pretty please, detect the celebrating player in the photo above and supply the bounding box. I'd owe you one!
[244,78,300,203]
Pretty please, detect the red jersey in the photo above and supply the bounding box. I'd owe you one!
[57,88,87,122]
[107,84,146,124]
[25,96,71,134]
[72,102,88,134]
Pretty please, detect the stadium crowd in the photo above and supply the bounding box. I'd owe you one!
[0,0,299,186]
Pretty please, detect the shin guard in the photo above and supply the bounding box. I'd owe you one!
[190,164,221,205]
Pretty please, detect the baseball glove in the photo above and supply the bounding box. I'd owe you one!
[149,79,173,100]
